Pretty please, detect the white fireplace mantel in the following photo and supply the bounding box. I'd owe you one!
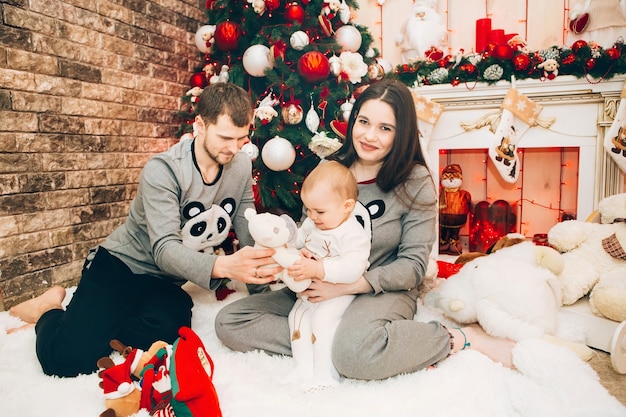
[416,74,626,221]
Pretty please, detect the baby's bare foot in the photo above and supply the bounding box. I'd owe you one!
[8,286,66,324]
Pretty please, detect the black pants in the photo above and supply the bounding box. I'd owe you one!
[35,247,193,377]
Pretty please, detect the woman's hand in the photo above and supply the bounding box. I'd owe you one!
[212,246,281,284]
[301,275,372,303]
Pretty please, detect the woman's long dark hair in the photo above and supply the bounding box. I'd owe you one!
[328,79,428,193]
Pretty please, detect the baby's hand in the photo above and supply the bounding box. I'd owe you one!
[289,257,321,280]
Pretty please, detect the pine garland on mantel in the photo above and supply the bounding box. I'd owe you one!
[390,40,626,88]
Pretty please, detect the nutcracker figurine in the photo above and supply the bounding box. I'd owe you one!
[439,164,471,255]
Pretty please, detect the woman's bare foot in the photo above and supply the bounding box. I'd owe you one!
[6,323,35,334]
[452,324,516,368]
[8,286,66,324]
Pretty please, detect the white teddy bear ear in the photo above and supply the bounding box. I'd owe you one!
[280,214,298,246]
[244,208,257,221]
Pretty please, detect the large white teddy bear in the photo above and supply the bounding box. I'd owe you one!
[425,241,564,341]
[548,193,626,322]
[395,0,446,64]
[245,208,311,293]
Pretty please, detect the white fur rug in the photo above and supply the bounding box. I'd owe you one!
[1,283,626,417]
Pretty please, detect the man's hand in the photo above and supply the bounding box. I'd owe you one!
[212,246,282,284]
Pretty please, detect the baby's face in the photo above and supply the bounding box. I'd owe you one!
[301,187,351,231]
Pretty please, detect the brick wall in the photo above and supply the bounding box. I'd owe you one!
[0,0,205,308]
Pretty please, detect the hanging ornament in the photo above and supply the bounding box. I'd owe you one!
[285,2,305,24]
[265,0,280,13]
[216,65,230,83]
[367,62,385,81]
[297,51,331,83]
[305,94,320,133]
[248,0,266,14]
[194,25,216,53]
[189,72,208,88]
[270,39,287,61]
[214,21,241,51]
[340,98,354,122]
[241,142,260,161]
[242,44,274,77]
[281,101,304,125]
[318,14,333,37]
[262,136,296,171]
[289,31,309,51]
[334,25,362,52]
[328,55,342,76]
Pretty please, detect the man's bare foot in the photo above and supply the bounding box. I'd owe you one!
[8,286,66,324]
[455,324,516,368]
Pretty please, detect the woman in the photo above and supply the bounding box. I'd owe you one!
[214,79,515,380]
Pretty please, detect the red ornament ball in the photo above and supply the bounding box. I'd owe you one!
[265,0,280,11]
[285,2,305,24]
[214,21,241,51]
[585,58,596,70]
[571,39,588,53]
[492,44,514,60]
[297,51,330,83]
[189,72,208,88]
[607,47,621,60]
[513,54,530,71]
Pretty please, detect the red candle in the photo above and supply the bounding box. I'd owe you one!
[475,18,491,53]
[490,29,505,45]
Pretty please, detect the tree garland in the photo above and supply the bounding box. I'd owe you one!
[390,39,626,88]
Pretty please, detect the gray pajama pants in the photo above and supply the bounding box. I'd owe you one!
[214,286,451,380]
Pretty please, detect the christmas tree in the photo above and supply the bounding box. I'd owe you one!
[177,0,387,219]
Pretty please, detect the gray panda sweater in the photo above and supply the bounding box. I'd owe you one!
[100,137,255,290]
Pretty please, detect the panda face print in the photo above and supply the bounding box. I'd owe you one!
[181,198,235,253]
[353,199,385,241]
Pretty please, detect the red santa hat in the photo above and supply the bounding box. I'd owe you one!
[100,349,139,400]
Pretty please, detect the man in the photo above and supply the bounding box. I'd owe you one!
[8,82,280,377]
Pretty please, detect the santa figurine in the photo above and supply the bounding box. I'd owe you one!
[439,164,471,255]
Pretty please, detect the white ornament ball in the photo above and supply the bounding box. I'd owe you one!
[243,44,274,77]
[194,25,216,53]
[241,142,260,161]
[334,25,362,52]
[377,57,392,74]
[290,31,309,51]
[262,136,296,171]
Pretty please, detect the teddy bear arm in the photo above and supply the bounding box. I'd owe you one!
[475,300,546,341]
